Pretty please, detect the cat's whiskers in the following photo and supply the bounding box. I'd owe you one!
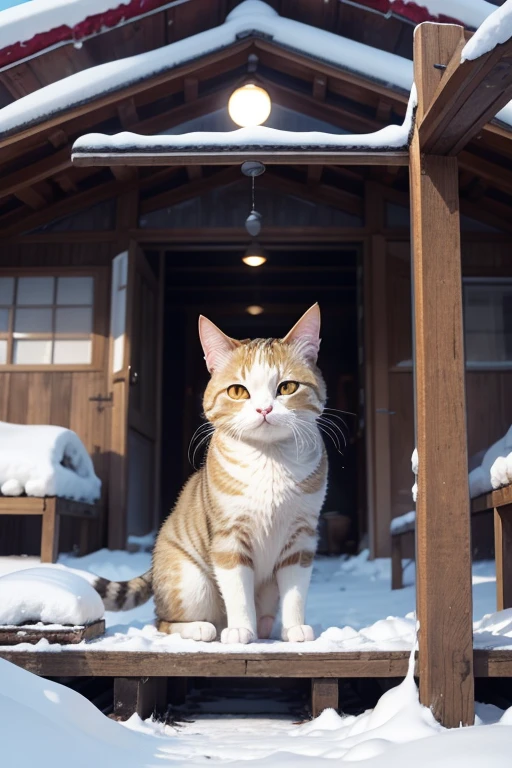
[188,422,215,467]
[191,428,215,469]
[319,413,347,448]
[317,418,344,454]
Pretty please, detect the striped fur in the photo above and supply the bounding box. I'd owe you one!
[94,304,329,644]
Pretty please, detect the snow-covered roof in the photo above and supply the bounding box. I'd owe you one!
[0,0,498,71]
[72,91,416,159]
[0,0,173,69]
[0,1,416,140]
[352,0,497,30]
[1,0,512,142]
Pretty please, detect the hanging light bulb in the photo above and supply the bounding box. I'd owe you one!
[228,83,271,128]
[246,305,264,316]
[242,242,267,267]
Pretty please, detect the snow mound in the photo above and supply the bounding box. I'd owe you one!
[462,0,512,61]
[0,567,104,626]
[0,421,101,502]
[469,425,512,497]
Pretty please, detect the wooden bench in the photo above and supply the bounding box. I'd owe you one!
[0,496,99,563]
[391,485,512,610]
[1,648,512,719]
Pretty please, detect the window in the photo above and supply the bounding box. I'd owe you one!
[464,281,512,368]
[0,275,95,366]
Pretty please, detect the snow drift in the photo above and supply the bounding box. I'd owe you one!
[0,566,104,626]
[0,421,101,502]
[2,650,512,767]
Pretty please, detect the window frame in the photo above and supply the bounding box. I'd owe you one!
[463,277,512,372]
[0,267,108,372]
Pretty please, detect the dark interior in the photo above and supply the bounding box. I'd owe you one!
[151,244,362,551]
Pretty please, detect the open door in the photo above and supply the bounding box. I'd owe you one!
[108,243,160,549]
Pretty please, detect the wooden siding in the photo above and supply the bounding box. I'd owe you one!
[0,241,116,555]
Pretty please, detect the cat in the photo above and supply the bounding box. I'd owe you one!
[93,303,328,644]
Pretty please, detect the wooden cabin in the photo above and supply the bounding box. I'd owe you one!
[0,0,511,567]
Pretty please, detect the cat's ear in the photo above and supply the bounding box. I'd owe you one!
[283,303,321,362]
[199,315,240,373]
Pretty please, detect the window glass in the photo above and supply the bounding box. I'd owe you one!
[57,276,94,305]
[13,339,52,365]
[53,340,92,364]
[464,283,512,366]
[14,308,53,334]
[16,277,54,305]
[0,340,6,365]
[0,277,14,305]
[0,309,9,332]
[55,307,92,335]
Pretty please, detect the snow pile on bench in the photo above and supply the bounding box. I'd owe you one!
[0,566,103,626]
[470,425,512,497]
[0,421,101,502]
[462,0,512,61]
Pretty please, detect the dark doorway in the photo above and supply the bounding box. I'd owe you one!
[154,243,361,552]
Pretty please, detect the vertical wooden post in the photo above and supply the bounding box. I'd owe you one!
[113,677,167,721]
[410,23,474,727]
[494,505,512,611]
[311,679,339,717]
[391,533,403,590]
[40,498,60,563]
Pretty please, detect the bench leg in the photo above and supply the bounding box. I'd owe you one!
[40,499,60,563]
[391,534,403,590]
[114,677,167,721]
[494,505,512,611]
[311,678,338,718]
[78,519,90,557]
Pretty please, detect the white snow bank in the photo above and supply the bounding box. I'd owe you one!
[411,448,418,503]
[490,451,512,490]
[0,421,101,502]
[462,0,512,61]
[3,651,512,768]
[469,425,512,497]
[0,566,103,625]
[0,0,415,138]
[390,510,416,533]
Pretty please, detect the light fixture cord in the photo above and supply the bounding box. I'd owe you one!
[252,175,255,210]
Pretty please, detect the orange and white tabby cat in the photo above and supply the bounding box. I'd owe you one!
[94,303,328,644]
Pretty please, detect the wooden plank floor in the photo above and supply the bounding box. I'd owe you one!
[1,649,511,678]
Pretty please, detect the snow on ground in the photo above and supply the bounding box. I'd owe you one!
[0,546,509,653]
[2,644,512,768]
[462,0,512,61]
[0,566,103,625]
[0,421,101,502]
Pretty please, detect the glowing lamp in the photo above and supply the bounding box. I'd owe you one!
[242,243,267,267]
[246,305,264,316]
[228,83,271,128]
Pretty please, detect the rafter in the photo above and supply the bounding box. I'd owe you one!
[140,167,240,214]
[260,170,363,217]
[0,147,71,202]
[420,32,512,155]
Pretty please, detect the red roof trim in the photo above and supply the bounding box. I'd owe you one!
[349,0,464,27]
[0,0,171,70]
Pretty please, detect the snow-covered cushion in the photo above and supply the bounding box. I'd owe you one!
[0,567,104,626]
[0,421,101,503]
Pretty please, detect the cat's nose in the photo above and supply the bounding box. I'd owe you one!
[256,406,273,417]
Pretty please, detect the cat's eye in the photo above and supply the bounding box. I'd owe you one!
[277,381,299,396]
[227,384,250,400]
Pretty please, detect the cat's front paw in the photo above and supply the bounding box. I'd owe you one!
[221,627,256,644]
[282,624,315,643]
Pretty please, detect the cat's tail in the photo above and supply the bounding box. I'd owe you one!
[92,569,153,611]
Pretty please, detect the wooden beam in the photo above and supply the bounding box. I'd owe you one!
[110,165,139,182]
[14,186,49,209]
[184,76,199,102]
[117,98,140,129]
[494,504,512,612]
[410,23,474,727]
[73,149,409,167]
[140,167,239,214]
[0,146,71,202]
[312,75,327,101]
[420,27,512,155]
[261,170,363,217]
[459,150,512,198]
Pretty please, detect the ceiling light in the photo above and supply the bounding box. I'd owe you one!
[246,305,264,316]
[242,243,267,267]
[228,83,271,128]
